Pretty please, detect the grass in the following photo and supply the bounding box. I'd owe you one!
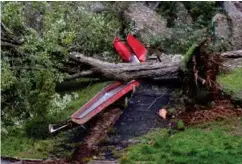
[1,130,57,159]
[119,118,242,164]
[217,68,242,100]
[1,80,111,159]
[56,81,111,121]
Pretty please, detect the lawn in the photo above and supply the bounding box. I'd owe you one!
[217,68,242,101]
[120,117,242,164]
[1,80,111,159]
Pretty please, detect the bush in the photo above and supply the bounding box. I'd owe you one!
[156,2,177,27]
[182,2,220,27]
[72,11,120,55]
[152,2,221,54]
[1,61,16,91]
[24,115,56,139]
[147,25,207,54]
[1,2,121,126]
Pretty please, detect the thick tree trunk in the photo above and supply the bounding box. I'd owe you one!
[69,52,182,81]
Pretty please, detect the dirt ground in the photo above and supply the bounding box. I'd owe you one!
[90,81,182,161]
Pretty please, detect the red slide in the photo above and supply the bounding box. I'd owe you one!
[71,81,139,125]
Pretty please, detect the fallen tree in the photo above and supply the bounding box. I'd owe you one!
[66,40,204,83]
[69,52,181,81]
[67,41,242,90]
[66,38,235,103]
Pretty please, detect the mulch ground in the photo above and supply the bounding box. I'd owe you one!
[177,100,242,125]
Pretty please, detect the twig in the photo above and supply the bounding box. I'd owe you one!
[146,95,165,111]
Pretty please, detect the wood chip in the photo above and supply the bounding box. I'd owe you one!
[158,109,167,119]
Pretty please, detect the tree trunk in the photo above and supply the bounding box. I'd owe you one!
[69,52,182,81]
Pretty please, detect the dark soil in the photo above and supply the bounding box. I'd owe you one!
[94,81,183,160]
[107,82,172,141]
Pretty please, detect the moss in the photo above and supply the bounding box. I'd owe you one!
[181,43,198,71]
[217,68,242,101]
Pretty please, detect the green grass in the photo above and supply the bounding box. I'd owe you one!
[217,68,242,100]
[1,131,56,159]
[1,81,111,159]
[56,81,111,121]
[120,118,242,164]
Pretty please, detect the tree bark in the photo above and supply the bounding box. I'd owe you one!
[65,70,95,80]
[220,50,242,58]
[69,52,182,81]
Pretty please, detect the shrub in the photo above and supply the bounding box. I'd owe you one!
[1,2,121,126]
[24,115,56,139]
[182,1,220,27]
[147,26,207,54]
[152,2,221,54]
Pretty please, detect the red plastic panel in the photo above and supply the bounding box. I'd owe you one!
[127,34,147,62]
[113,37,132,62]
[71,81,122,118]
[71,80,140,125]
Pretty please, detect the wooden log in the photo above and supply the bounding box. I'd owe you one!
[69,52,182,81]
[220,50,242,58]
